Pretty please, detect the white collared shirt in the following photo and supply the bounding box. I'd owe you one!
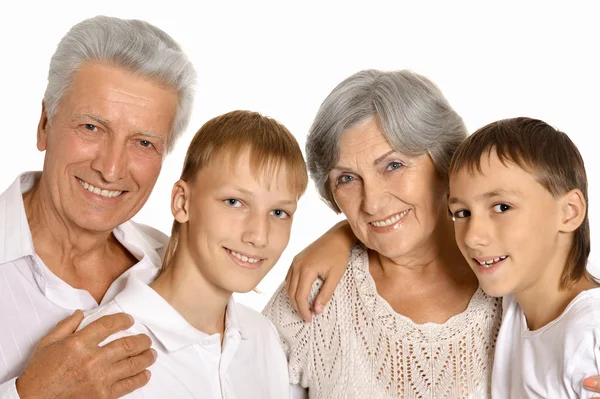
[0,172,167,398]
[78,276,292,399]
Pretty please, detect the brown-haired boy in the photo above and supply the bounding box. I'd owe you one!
[448,117,598,398]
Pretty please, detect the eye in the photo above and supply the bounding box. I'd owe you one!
[139,140,153,148]
[84,124,98,132]
[452,209,471,219]
[336,175,354,185]
[270,209,290,220]
[492,203,511,213]
[386,161,403,171]
[224,199,242,208]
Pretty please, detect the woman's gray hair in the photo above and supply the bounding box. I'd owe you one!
[44,15,197,153]
[306,69,468,213]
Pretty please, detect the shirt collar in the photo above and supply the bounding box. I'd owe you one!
[114,276,249,353]
[0,172,167,310]
[0,172,165,266]
[0,172,39,264]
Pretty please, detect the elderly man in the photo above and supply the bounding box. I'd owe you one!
[0,16,196,398]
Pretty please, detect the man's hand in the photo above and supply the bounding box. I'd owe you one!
[16,310,156,399]
[285,220,355,322]
[583,377,600,398]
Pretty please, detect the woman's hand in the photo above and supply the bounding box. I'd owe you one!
[285,220,356,322]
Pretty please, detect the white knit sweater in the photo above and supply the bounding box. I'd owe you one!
[263,244,502,399]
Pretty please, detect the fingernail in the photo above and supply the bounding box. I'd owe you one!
[314,303,323,314]
[150,349,158,359]
[584,378,597,388]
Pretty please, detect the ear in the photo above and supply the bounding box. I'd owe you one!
[559,189,586,233]
[37,101,49,152]
[171,179,191,224]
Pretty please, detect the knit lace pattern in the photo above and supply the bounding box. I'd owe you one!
[263,244,502,398]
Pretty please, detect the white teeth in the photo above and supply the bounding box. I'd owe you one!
[371,209,410,227]
[229,249,261,264]
[77,178,123,198]
[478,255,508,268]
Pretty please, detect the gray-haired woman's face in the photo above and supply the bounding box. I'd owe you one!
[328,117,448,262]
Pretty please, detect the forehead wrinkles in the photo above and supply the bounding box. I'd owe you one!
[339,133,392,164]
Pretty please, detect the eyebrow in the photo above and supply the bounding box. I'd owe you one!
[448,189,523,205]
[79,113,166,138]
[332,149,397,172]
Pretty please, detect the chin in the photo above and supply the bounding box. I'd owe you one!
[221,280,260,294]
[479,282,510,298]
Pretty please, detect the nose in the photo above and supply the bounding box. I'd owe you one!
[362,176,391,215]
[463,213,491,249]
[241,212,269,248]
[90,136,128,183]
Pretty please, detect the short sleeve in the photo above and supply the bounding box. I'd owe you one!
[567,327,600,398]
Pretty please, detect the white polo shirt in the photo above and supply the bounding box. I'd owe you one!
[0,172,167,399]
[79,276,292,399]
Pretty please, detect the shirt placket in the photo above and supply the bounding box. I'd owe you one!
[196,335,222,399]
[219,331,241,399]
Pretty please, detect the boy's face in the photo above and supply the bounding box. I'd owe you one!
[180,150,299,294]
[448,150,563,297]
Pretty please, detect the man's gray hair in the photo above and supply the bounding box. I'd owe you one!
[44,15,197,153]
[306,69,467,213]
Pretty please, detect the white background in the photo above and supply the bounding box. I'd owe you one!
[1,1,598,311]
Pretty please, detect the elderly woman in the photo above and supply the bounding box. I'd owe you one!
[263,69,600,398]
[263,69,499,398]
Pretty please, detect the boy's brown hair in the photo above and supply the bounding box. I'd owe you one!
[161,110,308,270]
[449,117,590,289]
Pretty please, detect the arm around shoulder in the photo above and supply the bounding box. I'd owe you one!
[286,219,355,322]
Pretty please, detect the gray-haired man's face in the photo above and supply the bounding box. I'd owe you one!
[37,62,178,233]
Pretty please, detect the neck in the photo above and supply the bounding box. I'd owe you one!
[25,182,112,253]
[150,248,230,336]
[23,180,134,301]
[378,214,475,284]
[515,243,597,330]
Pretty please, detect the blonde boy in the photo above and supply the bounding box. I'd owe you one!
[79,110,308,398]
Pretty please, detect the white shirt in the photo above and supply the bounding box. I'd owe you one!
[0,172,168,399]
[492,289,600,398]
[79,275,292,399]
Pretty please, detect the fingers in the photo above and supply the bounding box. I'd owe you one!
[102,334,153,364]
[109,348,157,383]
[313,267,344,314]
[286,263,302,315]
[77,313,135,345]
[39,310,85,348]
[295,270,317,322]
[110,369,152,399]
[584,377,600,392]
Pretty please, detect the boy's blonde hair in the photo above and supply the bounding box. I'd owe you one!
[162,110,308,270]
[449,117,590,289]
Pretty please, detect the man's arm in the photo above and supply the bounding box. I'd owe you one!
[10,310,156,399]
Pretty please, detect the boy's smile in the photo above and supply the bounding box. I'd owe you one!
[176,149,299,294]
[448,149,565,299]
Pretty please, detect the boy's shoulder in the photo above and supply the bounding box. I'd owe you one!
[234,301,280,336]
[559,287,600,328]
[78,300,146,346]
